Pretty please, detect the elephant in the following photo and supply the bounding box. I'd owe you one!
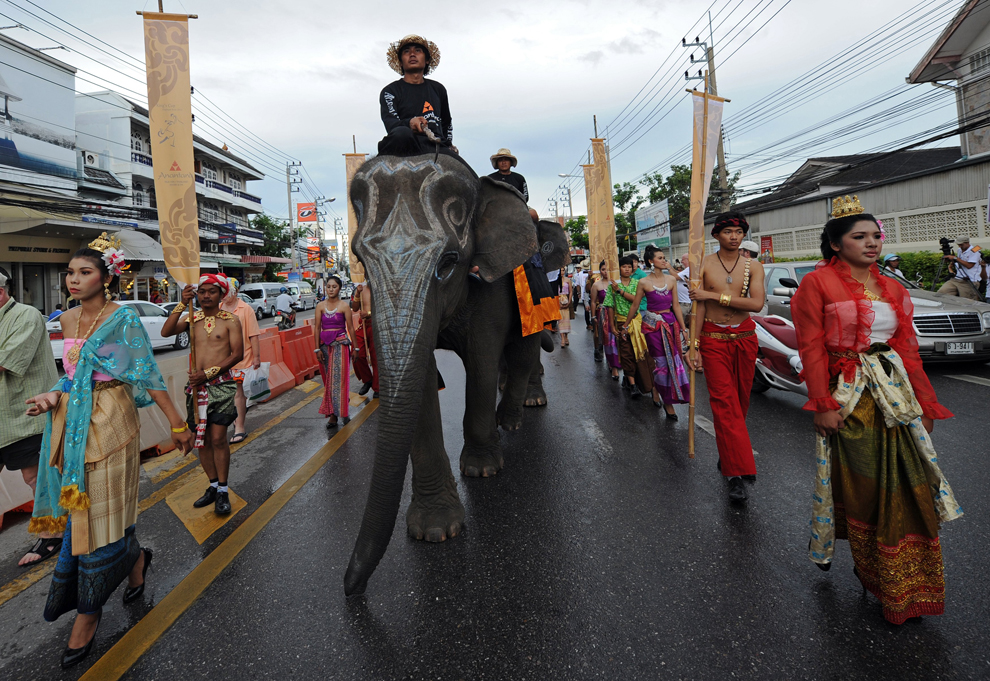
[343,151,569,596]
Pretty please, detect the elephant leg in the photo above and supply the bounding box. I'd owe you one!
[407,352,465,542]
[497,354,507,393]
[460,341,505,478]
[524,355,549,407]
[503,333,543,417]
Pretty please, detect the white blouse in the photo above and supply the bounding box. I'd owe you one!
[868,301,898,344]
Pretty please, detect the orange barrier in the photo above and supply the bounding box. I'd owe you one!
[280,326,319,385]
[258,327,295,400]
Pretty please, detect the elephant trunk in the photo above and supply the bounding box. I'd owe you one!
[344,295,436,597]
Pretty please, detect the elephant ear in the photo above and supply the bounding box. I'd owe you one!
[472,177,539,283]
[536,220,570,272]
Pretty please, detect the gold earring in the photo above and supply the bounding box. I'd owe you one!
[104,282,111,301]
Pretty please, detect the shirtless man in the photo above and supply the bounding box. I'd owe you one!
[687,212,766,502]
[162,274,243,515]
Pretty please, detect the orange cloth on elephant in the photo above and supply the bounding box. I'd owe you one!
[513,265,560,336]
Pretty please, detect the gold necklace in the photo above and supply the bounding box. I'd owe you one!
[852,271,882,301]
[66,299,110,366]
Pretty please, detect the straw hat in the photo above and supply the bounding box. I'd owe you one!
[490,148,518,169]
[386,35,441,75]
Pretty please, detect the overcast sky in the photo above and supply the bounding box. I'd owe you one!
[10,0,960,222]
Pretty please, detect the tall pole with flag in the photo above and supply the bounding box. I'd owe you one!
[588,138,619,281]
[140,6,199,365]
[686,74,727,458]
[344,149,367,283]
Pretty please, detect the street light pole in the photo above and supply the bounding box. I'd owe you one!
[285,161,301,270]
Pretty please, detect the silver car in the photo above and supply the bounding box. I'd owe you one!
[764,261,990,363]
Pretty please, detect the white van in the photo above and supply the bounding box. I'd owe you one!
[287,282,317,309]
[240,282,286,318]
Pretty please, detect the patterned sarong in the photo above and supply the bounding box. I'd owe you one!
[318,336,350,419]
[185,372,240,448]
[808,344,963,624]
[596,304,620,369]
[644,311,689,404]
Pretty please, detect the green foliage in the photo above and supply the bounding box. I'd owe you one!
[889,251,945,290]
[251,213,292,282]
[565,215,589,250]
[613,181,645,251]
[640,164,740,227]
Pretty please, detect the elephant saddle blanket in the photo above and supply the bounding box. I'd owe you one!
[513,255,561,337]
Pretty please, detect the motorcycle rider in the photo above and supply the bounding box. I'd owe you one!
[275,286,294,327]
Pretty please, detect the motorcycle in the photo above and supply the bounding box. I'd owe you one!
[276,302,300,331]
[752,314,807,396]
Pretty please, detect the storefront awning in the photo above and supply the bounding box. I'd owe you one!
[216,260,250,268]
[116,229,165,262]
[240,255,292,264]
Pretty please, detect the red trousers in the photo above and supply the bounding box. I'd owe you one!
[699,318,758,477]
[353,318,379,393]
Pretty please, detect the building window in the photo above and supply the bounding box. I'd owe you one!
[131,138,143,152]
[230,175,242,190]
[971,47,990,76]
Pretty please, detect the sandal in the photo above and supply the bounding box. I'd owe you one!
[229,432,248,444]
[20,537,63,567]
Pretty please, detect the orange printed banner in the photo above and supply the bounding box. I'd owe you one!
[589,139,619,280]
[344,152,367,283]
[142,13,199,286]
[297,202,317,222]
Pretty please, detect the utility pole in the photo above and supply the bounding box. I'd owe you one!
[285,161,301,270]
[684,36,731,211]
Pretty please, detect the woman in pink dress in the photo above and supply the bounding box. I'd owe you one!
[313,276,356,432]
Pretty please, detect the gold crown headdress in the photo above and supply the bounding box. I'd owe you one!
[830,195,865,219]
[88,231,122,253]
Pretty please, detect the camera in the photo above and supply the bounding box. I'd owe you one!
[939,237,954,256]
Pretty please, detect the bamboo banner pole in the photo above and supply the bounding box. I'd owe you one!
[686,74,728,458]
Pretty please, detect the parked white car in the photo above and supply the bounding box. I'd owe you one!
[48,300,190,366]
[237,292,265,320]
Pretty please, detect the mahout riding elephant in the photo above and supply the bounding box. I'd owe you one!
[343,151,568,596]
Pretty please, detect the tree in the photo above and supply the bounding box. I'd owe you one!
[565,215,589,250]
[251,213,292,281]
[640,164,740,228]
[613,181,645,252]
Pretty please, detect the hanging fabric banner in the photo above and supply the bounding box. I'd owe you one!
[582,163,597,271]
[142,12,199,286]
[344,152,367,283]
[589,138,619,280]
[687,91,725,289]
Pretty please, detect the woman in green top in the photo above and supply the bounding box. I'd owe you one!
[604,257,653,398]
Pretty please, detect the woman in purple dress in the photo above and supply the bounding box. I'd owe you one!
[588,261,620,379]
[625,247,690,419]
[313,276,356,432]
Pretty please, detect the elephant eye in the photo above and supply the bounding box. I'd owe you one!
[442,196,466,228]
[435,251,459,281]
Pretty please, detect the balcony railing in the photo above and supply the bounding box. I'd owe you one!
[195,174,205,184]
[131,151,153,167]
[206,179,233,194]
[234,189,262,204]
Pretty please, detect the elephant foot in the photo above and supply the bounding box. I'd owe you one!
[496,400,524,431]
[406,490,465,542]
[523,383,548,407]
[459,444,504,477]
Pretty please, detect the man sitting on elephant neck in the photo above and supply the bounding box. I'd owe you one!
[487,149,529,203]
[378,34,455,156]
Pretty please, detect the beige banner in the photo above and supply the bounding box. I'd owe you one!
[588,139,619,280]
[142,13,199,286]
[582,164,596,271]
[343,152,367,283]
[687,92,724,287]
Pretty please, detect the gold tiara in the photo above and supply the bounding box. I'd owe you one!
[830,195,865,219]
[88,231,121,253]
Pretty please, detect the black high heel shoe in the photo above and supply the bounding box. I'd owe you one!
[61,609,102,669]
[123,548,153,604]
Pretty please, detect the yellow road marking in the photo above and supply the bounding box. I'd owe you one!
[165,474,248,544]
[0,391,322,610]
[297,379,320,392]
[81,400,379,680]
[141,448,187,474]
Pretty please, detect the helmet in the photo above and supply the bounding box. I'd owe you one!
[279,286,287,293]
[883,254,900,263]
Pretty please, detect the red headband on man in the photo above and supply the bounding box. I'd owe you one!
[711,216,749,236]
[199,273,230,297]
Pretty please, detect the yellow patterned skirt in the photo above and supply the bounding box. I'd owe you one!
[49,383,141,556]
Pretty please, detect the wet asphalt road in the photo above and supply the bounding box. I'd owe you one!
[1,312,988,680]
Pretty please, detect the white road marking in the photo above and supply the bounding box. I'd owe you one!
[946,374,990,388]
[582,419,613,462]
[694,413,760,458]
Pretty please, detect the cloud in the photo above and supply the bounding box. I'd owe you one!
[579,50,605,65]
[608,29,662,55]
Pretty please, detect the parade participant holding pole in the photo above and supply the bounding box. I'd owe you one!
[378,35,454,155]
[687,212,766,502]
[792,195,960,625]
[605,256,653,398]
[25,236,192,668]
[314,276,356,432]
[589,260,619,376]
[220,278,261,445]
[624,247,690,418]
[162,274,243,516]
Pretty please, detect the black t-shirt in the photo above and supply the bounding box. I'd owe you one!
[487,171,529,203]
[380,78,452,144]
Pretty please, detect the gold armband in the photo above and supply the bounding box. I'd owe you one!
[171,424,189,433]
[204,366,222,380]
[170,302,186,315]
[719,293,732,307]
